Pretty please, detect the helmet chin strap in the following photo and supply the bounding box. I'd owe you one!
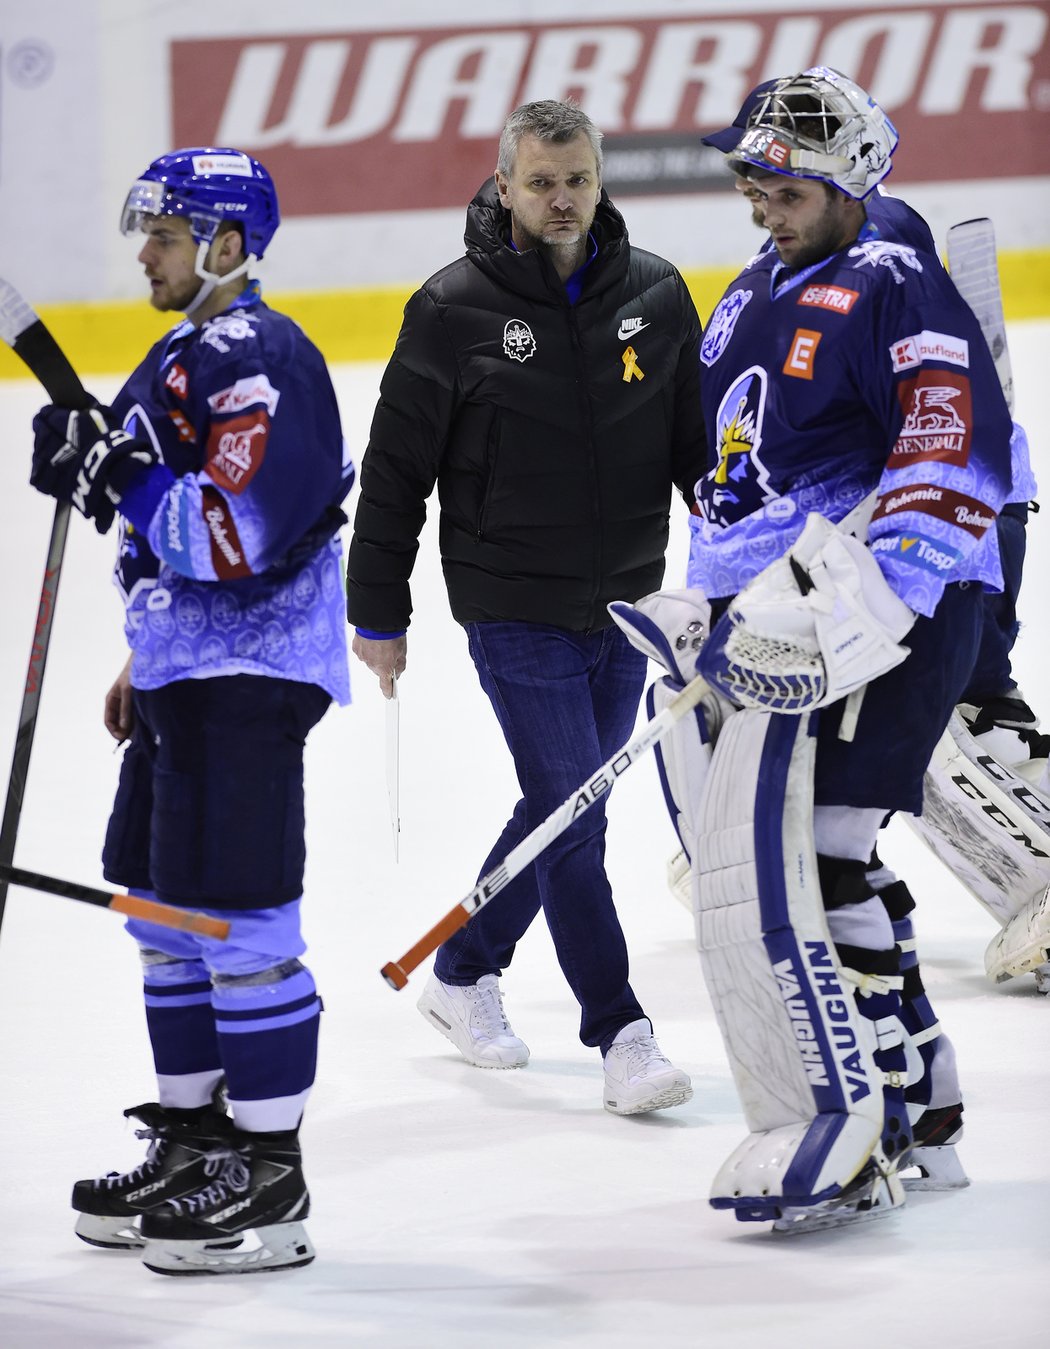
[182,240,254,319]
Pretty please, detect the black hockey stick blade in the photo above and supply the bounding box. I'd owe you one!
[0,277,93,933]
[0,276,90,407]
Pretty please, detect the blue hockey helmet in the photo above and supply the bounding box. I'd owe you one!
[120,148,280,259]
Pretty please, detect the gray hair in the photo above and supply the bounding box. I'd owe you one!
[496,100,603,178]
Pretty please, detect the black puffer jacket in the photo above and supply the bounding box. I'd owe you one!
[346,180,706,632]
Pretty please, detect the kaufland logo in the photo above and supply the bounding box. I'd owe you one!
[171,5,1050,215]
[891,330,970,372]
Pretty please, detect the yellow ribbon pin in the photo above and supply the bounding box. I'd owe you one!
[622,345,644,383]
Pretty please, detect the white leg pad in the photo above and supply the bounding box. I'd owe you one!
[908,711,1050,937]
[985,885,1050,982]
[695,710,893,1224]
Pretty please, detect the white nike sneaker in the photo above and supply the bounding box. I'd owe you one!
[416,973,530,1069]
[603,1019,692,1115]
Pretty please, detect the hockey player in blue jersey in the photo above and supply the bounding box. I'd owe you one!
[700,78,1040,745]
[29,148,354,1274]
[641,68,1012,1232]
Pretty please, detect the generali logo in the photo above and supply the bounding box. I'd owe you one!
[172,4,1050,216]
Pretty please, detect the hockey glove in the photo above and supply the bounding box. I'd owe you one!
[31,405,160,534]
[698,512,916,713]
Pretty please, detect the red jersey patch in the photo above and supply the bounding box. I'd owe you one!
[165,363,189,399]
[797,284,859,315]
[872,481,994,537]
[200,485,251,579]
[204,410,270,493]
[890,370,973,468]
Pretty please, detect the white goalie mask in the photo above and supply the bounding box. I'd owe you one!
[728,66,899,201]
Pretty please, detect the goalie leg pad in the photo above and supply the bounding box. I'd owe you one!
[985,884,1050,983]
[908,710,1050,945]
[695,711,895,1224]
[647,675,713,887]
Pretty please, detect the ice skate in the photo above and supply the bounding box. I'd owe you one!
[140,1128,314,1275]
[603,1018,692,1115]
[772,1154,906,1235]
[416,972,529,1068]
[72,1097,238,1250]
[902,1103,969,1191]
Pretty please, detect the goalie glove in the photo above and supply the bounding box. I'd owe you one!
[31,404,160,535]
[698,512,916,713]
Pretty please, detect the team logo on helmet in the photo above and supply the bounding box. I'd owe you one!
[503,319,537,362]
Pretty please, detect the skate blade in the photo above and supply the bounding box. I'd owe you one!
[75,1213,144,1249]
[75,1211,245,1253]
[142,1221,315,1276]
[901,1145,970,1192]
[772,1173,905,1236]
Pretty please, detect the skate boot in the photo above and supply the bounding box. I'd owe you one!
[140,1127,315,1276]
[72,1097,236,1250]
[904,1102,969,1190]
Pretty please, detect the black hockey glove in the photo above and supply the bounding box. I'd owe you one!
[31,405,160,534]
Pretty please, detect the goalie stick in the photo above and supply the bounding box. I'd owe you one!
[946,217,1015,412]
[380,671,710,989]
[0,864,230,939]
[0,276,92,934]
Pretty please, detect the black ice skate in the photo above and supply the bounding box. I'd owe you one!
[72,1097,237,1250]
[139,1128,314,1275]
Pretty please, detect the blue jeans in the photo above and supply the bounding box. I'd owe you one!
[434,621,648,1053]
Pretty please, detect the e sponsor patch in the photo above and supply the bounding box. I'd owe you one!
[872,482,995,537]
[783,328,821,380]
[870,532,962,575]
[890,369,972,468]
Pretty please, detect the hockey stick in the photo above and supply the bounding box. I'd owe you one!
[0,864,230,939]
[380,672,711,990]
[946,218,1015,412]
[0,277,92,934]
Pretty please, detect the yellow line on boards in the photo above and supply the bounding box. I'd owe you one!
[2,251,1048,380]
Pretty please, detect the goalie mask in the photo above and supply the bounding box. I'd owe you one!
[120,148,280,315]
[728,67,898,201]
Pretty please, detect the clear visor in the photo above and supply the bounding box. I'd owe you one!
[119,179,222,244]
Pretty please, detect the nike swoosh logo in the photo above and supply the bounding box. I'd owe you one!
[618,320,650,340]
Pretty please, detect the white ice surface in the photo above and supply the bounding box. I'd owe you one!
[1,326,1048,1347]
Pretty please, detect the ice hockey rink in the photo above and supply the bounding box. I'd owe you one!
[1,325,1048,1348]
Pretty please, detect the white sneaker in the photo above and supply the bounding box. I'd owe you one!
[603,1019,692,1115]
[416,973,530,1069]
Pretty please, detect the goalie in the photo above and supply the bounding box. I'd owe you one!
[660,67,1012,1233]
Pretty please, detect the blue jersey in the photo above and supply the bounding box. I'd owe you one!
[110,283,353,702]
[689,228,1012,617]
